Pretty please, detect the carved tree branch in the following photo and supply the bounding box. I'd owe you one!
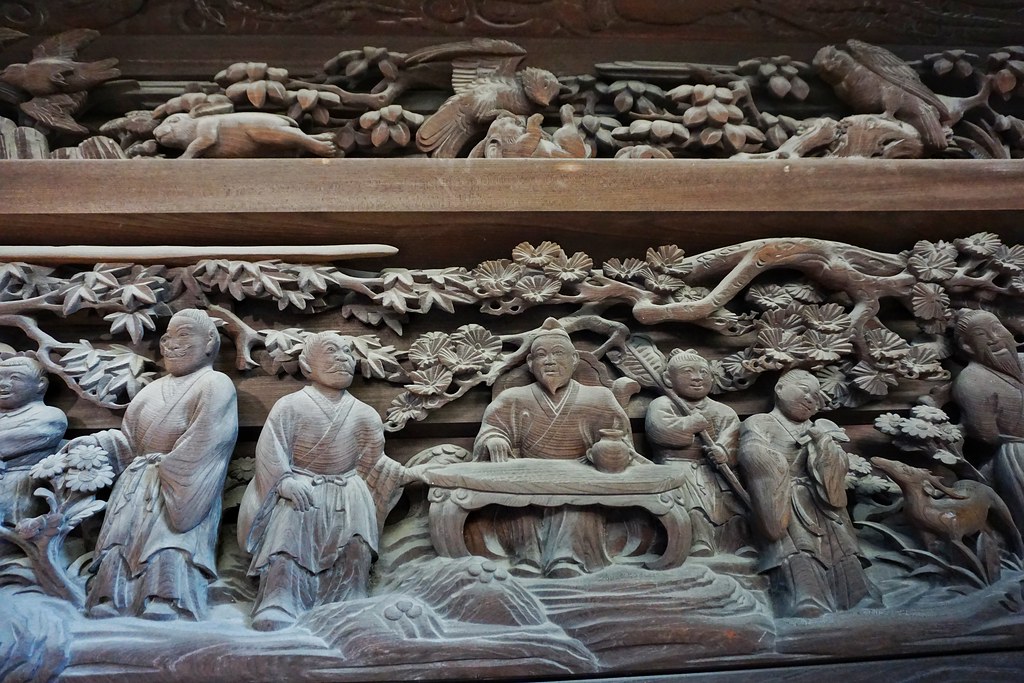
[206,305,263,370]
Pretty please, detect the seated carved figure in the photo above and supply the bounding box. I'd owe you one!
[645,349,747,556]
[60,309,238,621]
[472,317,642,578]
[237,332,415,631]
[0,356,67,525]
[739,369,873,618]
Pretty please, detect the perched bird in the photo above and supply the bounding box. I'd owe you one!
[814,40,953,152]
[411,39,561,158]
[0,28,120,135]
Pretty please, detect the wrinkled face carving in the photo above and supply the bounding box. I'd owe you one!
[963,315,1020,379]
[0,362,45,411]
[528,337,578,394]
[304,335,356,391]
[775,371,821,422]
[666,358,713,401]
[160,318,213,377]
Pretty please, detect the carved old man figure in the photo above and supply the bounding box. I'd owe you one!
[0,356,67,524]
[952,310,1024,531]
[739,369,872,618]
[238,332,413,631]
[472,317,635,578]
[645,349,746,556]
[62,309,238,620]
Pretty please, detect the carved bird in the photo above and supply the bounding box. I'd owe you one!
[814,40,954,152]
[410,39,561,158]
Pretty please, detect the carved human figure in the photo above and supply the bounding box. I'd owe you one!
[0,356,67,524]
[237,332,415,631]
[59,309,238,620]
[645,349,747,556]
[952,310,1024,532]
[739,369,873,618]
[472,317,637,578]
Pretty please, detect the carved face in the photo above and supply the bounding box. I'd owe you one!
[160,317,214,377]
[527,336,578,394]
[303,334,356,391]
[666,358,713,401]
[962,315,1021,379]
[0,362,45,411]
[775,370,821,422]
[522,68,561,107]
[153,113,196,149]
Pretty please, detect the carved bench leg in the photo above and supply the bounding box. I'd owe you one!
[644,501,692,570]
[428,491,472,558]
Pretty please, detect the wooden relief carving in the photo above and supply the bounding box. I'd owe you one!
[2,32,1022,159]
[2,232,1024,680]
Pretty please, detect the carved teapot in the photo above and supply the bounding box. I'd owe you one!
[587,429,631,473]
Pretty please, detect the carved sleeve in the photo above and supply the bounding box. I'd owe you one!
[738,419,792,542]
[0,406,66,462]
[952,368,1003,444]
[644,397,700,449]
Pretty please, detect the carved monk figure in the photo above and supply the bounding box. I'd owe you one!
[61,309,238,620]
[237,332,413,631]
[739,369,872,618]
[472,317,635,578]
[952,310,1024,532]
[0,356,67,524]
[645,349,746,556]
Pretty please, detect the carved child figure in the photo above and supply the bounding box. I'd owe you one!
[60,309,238,621]
[645,349,747,556]
[0,356,67,524]
[739,369,873,618]
[237,332,416,631]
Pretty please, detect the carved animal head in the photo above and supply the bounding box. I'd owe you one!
[520,67,560,107]
[870,457,966,499]
[0,63,26,87]
[153,112,199,149]
[812,45,855,84]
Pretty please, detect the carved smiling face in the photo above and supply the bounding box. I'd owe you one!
[301,333,356,391]
[666,357,713,401]
[527,336,578,394]
[0,359,46,411]
[160,316,214,376]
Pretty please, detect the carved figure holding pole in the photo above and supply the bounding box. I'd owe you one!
[238,332,418,631]
[739,369,874,618]
[59,309,238,621]
[645,349,749,556]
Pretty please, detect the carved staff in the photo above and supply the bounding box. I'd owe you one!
[625,344,752,509]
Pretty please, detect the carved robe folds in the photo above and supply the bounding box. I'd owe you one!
[87,367,238,619]
[238,387,404,618]
[472,380,632,576]
[0,402,66,523]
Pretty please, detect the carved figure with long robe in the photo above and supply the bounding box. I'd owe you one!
[473,317,635,578]
[739,369,873,618]
[237,333,409,631]
[61,309,238,620]
[0,356,67,525]
[952,310,1024,533]
[645,349,747,556]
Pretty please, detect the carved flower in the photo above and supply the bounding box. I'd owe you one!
[667,83,766,153]
[754,328,801,366]
[1012,275,1024,294]
[901,417,943,439]
[543,252,593,283]
[645,245,690,277]
[386,393,427,425]
[874,412,906,436]
[720,348,756,378]
[955,231,1003,258]
[63,464,114,493]
[450,325,502,361]
[854,474,901,495]
[611,119,690,147]
[737,55,812,100]
[358,105,424,148]
[937,423,964,444]
[815,365,851,407]
[472,260,524,297]
[408,332,451,369]
[759,112,803,150]
[30,453,67,480]
[911,283,951,321]
[851,361,899,395]
[219,62,291,109]
[512,241,564,268]
[579,114,624,155]
[759,307,805,333]
[908,248,957,282]
[911,405,949,423]
[671,285,712,302]
[923,49,978,79]
[865,329,911,360]
[643,273,686,294]
[66,444,110,471]
[747,284,793,310]
[406,366,454,397]
[513,275,562,303]
[986,47,1024,100]
[602,257,650,282]
[780,281,823,303]
[614,144,674,159]
[802,303,852,334]
[847,452,874,475]
[438,344,490,375]
[228,456,256,482]
[797,330,853,363]
[320,46,406,87]
[992,244,1024,275]
[606,80,666,115]
[933,449,960,466]
[896,345,947,379]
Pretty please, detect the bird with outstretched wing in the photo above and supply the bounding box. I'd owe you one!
[411,39,561,158]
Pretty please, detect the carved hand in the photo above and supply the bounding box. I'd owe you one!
[485,439,513,463]
[277,475,315,512]
[705,443,730,466]
[687,412,711,434]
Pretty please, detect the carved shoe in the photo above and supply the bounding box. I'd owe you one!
[544,560,586,579]
[140,598,178,621]
[252,606,296,632]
